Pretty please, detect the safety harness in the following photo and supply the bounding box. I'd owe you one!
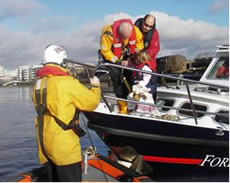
[34,78,85,161]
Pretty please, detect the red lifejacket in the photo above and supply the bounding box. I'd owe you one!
[138,61,155,71]
[112,19,136,58]
[132,61,154,77]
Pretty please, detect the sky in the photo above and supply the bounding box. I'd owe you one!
[0,0,229,70]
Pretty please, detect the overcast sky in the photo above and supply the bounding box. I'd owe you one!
[0,0,229,70]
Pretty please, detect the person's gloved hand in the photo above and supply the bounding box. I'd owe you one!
[115,59,122,65]
[90,76,100,87]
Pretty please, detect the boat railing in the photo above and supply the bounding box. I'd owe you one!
[95,62,228,89]
[103,94,227,117]
[64,59,228,88]
[63,59,229,124]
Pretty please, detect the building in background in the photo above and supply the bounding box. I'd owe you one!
[16,65,42,81]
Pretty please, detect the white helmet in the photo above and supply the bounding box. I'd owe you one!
[43,44,67,65]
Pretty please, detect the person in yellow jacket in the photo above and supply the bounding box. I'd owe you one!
[32,44,101,182]
[99,19,144,114]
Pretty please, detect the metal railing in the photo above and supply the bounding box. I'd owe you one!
[63,59,229,124]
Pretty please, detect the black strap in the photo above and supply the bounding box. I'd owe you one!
[35,79,51,162]
[51,111,86,137]
[50,110,79,130]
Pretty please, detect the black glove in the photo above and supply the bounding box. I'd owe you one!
[115,59,122,65]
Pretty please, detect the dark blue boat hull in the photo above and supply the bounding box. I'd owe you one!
[84,111,229,181]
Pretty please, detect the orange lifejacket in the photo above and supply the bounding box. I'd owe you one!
[112,19,136,58]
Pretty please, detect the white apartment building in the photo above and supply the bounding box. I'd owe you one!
[17,65,42,81]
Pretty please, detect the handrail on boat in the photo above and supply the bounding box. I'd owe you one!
[103,95,228,118]
[96,62,229,89]
[64,59,229,89]
[63,59,229,122]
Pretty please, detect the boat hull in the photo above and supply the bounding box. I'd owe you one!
[84,111,229,181]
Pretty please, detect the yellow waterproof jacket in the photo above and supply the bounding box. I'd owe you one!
[100,25,144,63]
[32,64,101,165]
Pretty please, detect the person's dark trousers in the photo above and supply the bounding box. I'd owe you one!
[152,76,158,102]
[44,161,82,182]
[153,87,157,102]
[44,161,59,182]
[96,60,131,99]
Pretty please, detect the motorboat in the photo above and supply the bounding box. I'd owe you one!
[81,45,229,181]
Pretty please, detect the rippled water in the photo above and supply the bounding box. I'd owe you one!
[0,86,108,181]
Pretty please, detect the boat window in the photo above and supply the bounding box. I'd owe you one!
[207,57,229,80]
[178,103,207,117]
[156,99,174,111]
[214,110,229,124]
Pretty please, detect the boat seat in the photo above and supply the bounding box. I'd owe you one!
[111,146,153,175]
[130,154,153,175]
[111,146,138,163]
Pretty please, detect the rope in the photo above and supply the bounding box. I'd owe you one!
[84,145,96,159]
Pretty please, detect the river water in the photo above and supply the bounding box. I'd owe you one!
[0,86,108,181]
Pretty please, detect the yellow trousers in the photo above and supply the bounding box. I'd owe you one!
[117,100,128,114]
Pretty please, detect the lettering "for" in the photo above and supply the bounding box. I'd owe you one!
[200,155,229,167]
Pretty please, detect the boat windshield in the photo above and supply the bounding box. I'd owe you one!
[207,57,229,80]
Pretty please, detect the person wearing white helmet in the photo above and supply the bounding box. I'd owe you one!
[43,44,67,65]
[32,44,101,181]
